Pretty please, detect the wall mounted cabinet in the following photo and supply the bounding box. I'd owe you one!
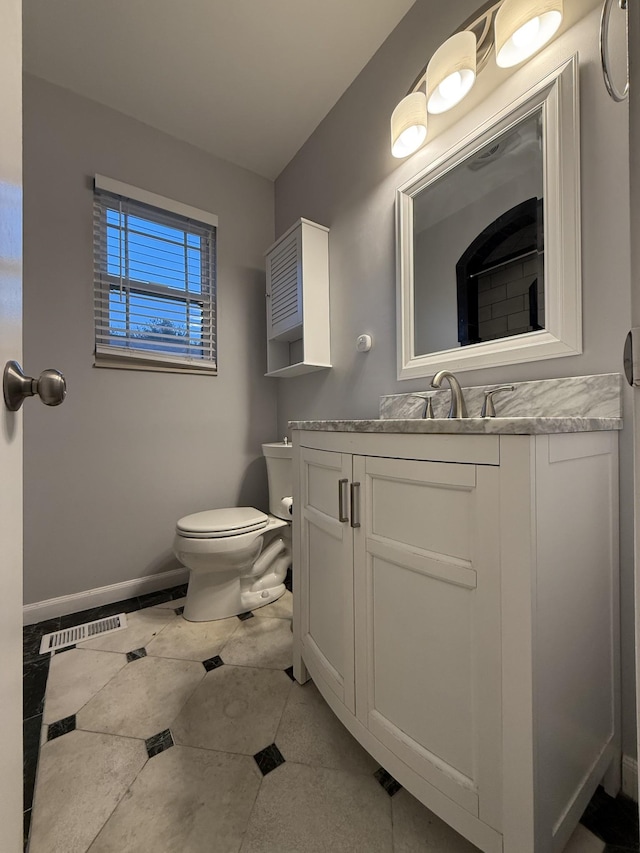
[292,428,620,853]
[265,218,331,377]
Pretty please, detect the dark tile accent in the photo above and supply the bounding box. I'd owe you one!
[22,584,186,844]
[581,788,639,850]
[605,846,640,853]
[137,589,174,609]
[24,809,31,851]
[203,655,224,672]
[284,666,295,681]
[284,567,293,593]
[23,714,42,812]
[23,656,50,720]
[374,767,402,797]
[254,743,285,776]
[174,606,184,616]
[47,714,76,742]
[23,618,60,664]
[171,584,189,599]
[126,647,147,663]
[237,611,254,621]
[55,644,76,654]
[59,597,140,630]
[145,729,174,759]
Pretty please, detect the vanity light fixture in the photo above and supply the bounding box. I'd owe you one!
[495,0,563,67]
[390,0,564,158]
[426,31,477,115]
[391,91,428,159]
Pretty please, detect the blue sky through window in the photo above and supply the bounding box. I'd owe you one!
[106,207,205,355]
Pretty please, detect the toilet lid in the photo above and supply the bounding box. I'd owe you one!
[176,506,269,538]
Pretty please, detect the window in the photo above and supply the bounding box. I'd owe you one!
[93,175,217,373]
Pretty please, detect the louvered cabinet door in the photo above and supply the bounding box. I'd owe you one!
[266,228,302,341]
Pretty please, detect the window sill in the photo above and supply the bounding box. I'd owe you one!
[94,356,217,376]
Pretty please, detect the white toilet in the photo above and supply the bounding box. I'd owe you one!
[173,441,293,622]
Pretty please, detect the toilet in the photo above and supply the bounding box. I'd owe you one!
[173,441,293,622]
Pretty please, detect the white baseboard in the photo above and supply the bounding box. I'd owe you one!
[23,567,189,625]
[622,754,638,801]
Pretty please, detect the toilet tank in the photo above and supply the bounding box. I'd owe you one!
[262,442,293,520]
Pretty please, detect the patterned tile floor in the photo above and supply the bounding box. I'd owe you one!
[23,583,638,853]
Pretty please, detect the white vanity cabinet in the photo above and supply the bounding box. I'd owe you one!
[292,428,620,853]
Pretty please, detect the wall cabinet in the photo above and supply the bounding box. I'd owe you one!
[265,218,331,378]
[293,429,620,853]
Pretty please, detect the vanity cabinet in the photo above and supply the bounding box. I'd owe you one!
[292,429,620,853]
[265,218,331,378]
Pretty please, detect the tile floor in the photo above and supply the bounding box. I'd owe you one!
[23,583,638,853]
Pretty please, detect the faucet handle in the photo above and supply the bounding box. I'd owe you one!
[424,396,434,419]
[481,385,515,418]
[408,394,434,419]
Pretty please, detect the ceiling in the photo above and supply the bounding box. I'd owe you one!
[22,0,416,180]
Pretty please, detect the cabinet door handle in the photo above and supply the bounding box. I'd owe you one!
[350,482,361,528]
[338,478,349,522]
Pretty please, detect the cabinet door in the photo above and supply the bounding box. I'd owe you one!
[353,455,501,827]
[298,447,355,712]
[266,227,302,341]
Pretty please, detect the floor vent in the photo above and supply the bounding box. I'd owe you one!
[39,614,128,654]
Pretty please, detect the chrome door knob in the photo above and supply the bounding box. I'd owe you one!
[3,361,67,411]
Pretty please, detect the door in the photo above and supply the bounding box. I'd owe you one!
[631,0,640,807]
[353,455,502,827]
[298,446,355,712]
[0,0,24,849]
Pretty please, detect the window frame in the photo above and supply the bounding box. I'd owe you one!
[93,175,218,375]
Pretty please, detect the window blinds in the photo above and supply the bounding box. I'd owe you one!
[93,184,217,372]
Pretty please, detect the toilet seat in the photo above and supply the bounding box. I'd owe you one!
[176,507,269,539]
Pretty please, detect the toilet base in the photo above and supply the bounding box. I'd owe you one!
[182,570,286,622]
[241,583,286,614]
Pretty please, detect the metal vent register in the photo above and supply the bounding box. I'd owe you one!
[39,614,128,654]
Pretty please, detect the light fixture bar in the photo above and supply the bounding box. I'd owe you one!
[390,0,564,158]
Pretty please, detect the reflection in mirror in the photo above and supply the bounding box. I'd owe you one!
[413,109,543,356]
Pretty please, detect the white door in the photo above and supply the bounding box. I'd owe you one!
[0,0,24,849]
[630,0,640,806]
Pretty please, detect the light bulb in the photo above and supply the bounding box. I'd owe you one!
[426,31,477,115]
[392,124,427,159]
[495,0,563,68]
[512,16,541,50]
[438,71,464,102]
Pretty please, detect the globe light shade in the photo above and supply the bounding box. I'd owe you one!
[426,31,477,115]
[495,0,563,68]
[391,92,428,158]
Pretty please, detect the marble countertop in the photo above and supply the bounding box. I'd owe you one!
[288,417,623,435]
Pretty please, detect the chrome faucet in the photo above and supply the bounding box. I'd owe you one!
[430,370,468,418]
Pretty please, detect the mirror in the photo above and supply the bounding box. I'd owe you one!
[397,54,581,379]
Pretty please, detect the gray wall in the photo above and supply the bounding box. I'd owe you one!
[275,1,636,759]
[23,74,277,605]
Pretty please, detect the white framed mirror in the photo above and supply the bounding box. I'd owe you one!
[396,54,580,379]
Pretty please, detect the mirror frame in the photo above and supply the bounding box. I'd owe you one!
[396,54,580,379]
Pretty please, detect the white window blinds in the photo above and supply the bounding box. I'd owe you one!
[93,179,217,373]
